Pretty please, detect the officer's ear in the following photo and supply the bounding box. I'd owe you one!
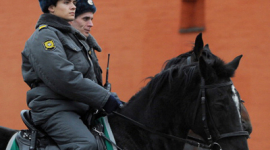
[48,5,56,14]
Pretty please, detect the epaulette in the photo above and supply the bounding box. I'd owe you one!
[38,25,48,31]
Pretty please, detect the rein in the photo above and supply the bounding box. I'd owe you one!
[112,111,211,149]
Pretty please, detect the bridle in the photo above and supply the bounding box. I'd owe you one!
[187,55,249,148]
[199,78,249,149]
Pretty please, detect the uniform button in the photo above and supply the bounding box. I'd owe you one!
[88,51,91,55]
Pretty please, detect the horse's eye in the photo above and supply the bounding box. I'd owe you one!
[213,103,225,110]
[216,90,223,96]
[227,88,234,95]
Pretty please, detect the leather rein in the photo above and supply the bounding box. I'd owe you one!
[113,111,211,149]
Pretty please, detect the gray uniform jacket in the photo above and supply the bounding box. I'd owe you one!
[22,13,110,124]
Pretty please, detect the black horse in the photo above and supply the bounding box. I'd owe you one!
[0,36,249,150]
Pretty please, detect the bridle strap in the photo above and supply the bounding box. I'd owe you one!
[201,81,233,89]
[200,78,213,143]
[112,111,211,149]
[218,131,249,140]
[187,56,192,64]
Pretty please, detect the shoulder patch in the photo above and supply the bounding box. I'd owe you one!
[43,40,56,50]
[39,25,48,31]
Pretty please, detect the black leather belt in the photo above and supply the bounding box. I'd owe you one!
[30,82,45,89]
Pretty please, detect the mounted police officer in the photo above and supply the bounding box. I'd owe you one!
[70,0,103,87]
[21,0,122,149]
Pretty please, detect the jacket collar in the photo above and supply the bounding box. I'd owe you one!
[35,13,86,40]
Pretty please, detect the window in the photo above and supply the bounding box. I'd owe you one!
[179,0,205,33]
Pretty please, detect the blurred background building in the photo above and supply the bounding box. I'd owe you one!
[0,0,269,149]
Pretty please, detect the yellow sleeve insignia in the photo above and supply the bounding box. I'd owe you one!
[39,25,47,31]
[43,40,56,50]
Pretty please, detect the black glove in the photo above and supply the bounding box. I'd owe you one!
[103,95,122,113]
[111,92,125,105]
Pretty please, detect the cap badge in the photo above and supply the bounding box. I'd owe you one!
[88,0,93,5]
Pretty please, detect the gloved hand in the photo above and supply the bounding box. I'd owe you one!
[111,92,125,105]
[103,94,122,113]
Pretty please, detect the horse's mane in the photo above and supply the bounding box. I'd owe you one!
[162,50,193,70]
[129,54,236,105]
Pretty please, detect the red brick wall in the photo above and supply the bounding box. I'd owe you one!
[0,0,269,149]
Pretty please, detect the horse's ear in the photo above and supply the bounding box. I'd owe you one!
[193,33,204,60]
[226,55,243,71]
[199,56,216,80]
[204,44,211,52]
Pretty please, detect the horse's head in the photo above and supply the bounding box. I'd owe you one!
[163,33,252,135]
[187,55,249,150]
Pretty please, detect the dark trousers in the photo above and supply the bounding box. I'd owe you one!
[36,111,97,150]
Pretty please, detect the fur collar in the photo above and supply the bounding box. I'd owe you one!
[87,34,102,52]
[35,13,85,40]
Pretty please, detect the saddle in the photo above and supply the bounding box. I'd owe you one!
[14,110,109,150]
[15,110,59,150]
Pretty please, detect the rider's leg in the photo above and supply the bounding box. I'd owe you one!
[39,111,97,150]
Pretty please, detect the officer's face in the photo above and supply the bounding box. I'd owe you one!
[48,0,77,21]
[70,12,94,37]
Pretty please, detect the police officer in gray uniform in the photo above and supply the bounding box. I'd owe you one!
[70,0,103,88]
[21,0,122,149]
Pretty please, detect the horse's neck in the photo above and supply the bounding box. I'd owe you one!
[108,107,189,150]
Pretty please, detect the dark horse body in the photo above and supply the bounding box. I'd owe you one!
[1,34,249,150]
